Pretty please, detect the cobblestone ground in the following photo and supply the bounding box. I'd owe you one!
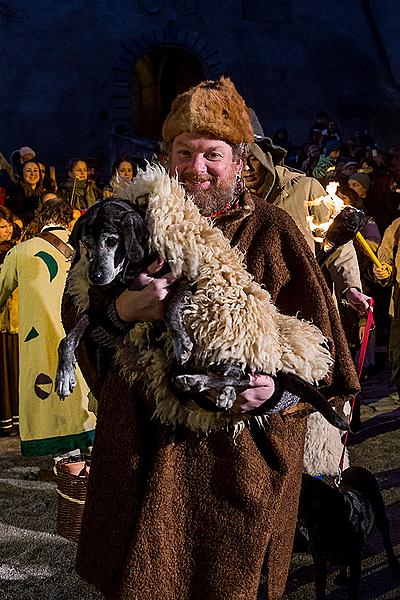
[0,366,399,599]
[284,365,400,599]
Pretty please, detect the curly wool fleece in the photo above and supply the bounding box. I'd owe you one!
[124,165,333,432]
[67,164,333,433]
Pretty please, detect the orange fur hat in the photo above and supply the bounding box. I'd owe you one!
[162,76,253,145]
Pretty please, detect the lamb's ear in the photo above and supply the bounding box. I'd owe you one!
[122,211,148,262]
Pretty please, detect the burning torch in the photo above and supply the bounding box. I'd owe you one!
[306,182,390,271]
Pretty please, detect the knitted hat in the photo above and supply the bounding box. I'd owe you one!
[324,140,341,155]
[19,146,35,159]
[348,172,371,191]
[162,76,253,145]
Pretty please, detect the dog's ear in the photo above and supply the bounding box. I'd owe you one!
[121,211,148,263]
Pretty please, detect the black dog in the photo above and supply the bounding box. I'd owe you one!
[298,467,400,599]
[55,199,350,429]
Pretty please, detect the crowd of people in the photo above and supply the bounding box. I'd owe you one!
[0,79,399,598]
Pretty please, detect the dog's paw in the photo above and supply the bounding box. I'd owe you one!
[173,374,208,392]
[215,386,236,410]
[55,362,77,400]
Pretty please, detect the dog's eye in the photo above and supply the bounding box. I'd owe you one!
[105,236,119,248]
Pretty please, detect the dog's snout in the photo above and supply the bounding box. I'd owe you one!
[90,272,103,283]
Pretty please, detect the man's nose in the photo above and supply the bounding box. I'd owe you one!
[191,154,207,175]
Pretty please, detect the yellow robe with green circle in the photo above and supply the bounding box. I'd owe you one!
[0,229,96,455]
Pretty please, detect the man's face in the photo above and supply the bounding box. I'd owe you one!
[242,154,267,194]
[170,132,242,215]
[348,179,367,199]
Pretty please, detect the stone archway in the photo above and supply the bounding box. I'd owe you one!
[132,47,204,140]
[111,21,225,140]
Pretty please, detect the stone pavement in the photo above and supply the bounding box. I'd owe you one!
[284,365,400,599]
[0,365,399,599]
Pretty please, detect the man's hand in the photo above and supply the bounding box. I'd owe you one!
[115,258,176,322]
[344,287,371,315]
[207,374,275,414]
[373,263,391,281]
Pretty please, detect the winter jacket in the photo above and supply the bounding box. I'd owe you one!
[377,217,400,318]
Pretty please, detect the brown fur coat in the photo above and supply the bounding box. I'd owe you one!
[62,191,359,600]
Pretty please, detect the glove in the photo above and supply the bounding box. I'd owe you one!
[344,287,371,315]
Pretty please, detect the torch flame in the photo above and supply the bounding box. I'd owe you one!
[305,182,345,242]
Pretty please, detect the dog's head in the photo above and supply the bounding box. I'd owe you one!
[70,199,149,286]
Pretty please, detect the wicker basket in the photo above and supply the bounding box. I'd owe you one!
[55,461,88,543]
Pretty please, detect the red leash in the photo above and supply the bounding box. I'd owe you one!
[337,298,375,483]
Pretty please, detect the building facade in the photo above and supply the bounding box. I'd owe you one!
[1,0,399,174]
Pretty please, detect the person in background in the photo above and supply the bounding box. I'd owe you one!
[0,199,96,456]
[312,139,341,183]
[319,119,341,149]
[106,157,138,199]
[0,206,21,436]
[366,173,398,236]
[348,172,370,202]
[336,184,384,423]
[60,158,102,211]
[300,144,320,176]
[374,217,400,399]
[5,160,43,225]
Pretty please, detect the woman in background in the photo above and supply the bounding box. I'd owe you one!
[5,160,43,225]
[60,158,101,211]
[0,206,20,436]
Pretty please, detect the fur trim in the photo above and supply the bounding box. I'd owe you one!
[162,76,253,145]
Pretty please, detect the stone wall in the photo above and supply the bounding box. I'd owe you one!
[1,0,399,173]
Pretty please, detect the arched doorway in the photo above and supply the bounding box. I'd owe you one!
[132,47,204,141]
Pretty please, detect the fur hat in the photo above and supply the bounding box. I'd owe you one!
[162,76,253,145]
[348,172,371,191]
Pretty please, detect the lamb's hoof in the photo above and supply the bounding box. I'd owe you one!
[55,365,77,400]
[215,386,236,410]
[173,374,207,392]
[173,339,194,366]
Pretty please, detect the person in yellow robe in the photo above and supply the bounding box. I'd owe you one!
[0,198,95,455]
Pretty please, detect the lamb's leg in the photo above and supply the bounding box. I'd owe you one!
[165,281,194,365]
[274,371,350,431]
[55,314,90,400]
[173,363,250,410]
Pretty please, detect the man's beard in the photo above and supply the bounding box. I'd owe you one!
[180,168,238,217]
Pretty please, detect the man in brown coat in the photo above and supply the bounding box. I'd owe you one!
[62,77,359,599]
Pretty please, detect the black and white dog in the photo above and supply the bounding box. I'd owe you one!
[55,198,350,428]
[298,467,400,600]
